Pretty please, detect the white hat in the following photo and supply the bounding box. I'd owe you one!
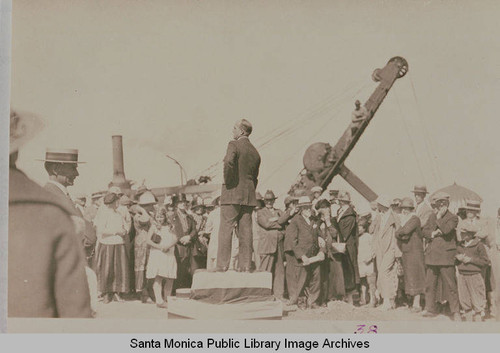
[376,195,391,208]
[297,196,312,207]
[311,186,323,193]
[138,191,157,205]
[108,186,124,195]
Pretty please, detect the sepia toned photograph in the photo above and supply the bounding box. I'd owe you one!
[4,0,500,333]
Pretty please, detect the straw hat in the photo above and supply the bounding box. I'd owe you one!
[297,196,312,208]
[108,186,124,196]
[464,200,481,212]
[37,148,86,164]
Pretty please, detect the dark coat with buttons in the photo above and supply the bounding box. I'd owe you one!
[422,210,459,266]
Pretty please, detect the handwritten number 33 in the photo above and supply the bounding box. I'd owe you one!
[355,325,378,334]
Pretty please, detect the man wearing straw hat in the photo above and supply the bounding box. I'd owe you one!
[41,147,97,267]
[9,110,91,317]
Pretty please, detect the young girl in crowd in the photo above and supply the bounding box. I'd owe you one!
[146,208,178,309]
[357,221,377,307]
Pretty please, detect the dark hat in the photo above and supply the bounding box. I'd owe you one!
[38,148,86,164]
[263,190,277,200]
[284,195,298,207]
[315,199,331,210]
[433,191,450,203]
[103,192,119,205]
[177,193,188,203]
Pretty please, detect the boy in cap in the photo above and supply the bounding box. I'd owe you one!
[456,225,490,321]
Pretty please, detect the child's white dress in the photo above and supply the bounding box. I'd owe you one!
[146,226,177,279]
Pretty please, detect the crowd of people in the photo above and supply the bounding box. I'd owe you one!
[8,111,500,322]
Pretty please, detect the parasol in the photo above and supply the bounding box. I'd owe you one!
[430,182,483,214]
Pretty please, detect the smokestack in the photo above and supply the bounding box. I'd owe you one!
[111,135,131,190]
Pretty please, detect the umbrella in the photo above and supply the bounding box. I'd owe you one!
[430,182,483,214]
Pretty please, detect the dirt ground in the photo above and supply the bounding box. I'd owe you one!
[94,297,496,323]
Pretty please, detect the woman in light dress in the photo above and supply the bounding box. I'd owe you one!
[146,208,178,308]
[94,192,130,303]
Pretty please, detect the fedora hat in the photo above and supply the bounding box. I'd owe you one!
[411,185,428,194]
[263,190,277,200]
[38,148,86,164]
[10,109,44,154]
[337,191,351,203]
[297,196,312,208]
[284,195,298,207]
[464,200,481,211]
[400,197,415,209]
[103,192,119,205]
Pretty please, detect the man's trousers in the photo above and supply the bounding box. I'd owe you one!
[217,204,254,271]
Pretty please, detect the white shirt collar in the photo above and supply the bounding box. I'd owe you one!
[47,180,69,196]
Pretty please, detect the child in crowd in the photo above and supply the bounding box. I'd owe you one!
[456,226,490,321]
[146,208,178,309]
[357,221,377,307]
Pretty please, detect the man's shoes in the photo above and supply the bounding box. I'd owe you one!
[216,267,228,272]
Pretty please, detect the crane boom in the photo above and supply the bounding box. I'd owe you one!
[290,56,408,201]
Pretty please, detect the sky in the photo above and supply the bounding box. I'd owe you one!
[10,0,500,215]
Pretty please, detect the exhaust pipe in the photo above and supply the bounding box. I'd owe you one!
[111,135,131,191]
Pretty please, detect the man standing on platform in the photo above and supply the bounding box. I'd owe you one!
[217,119,261,272]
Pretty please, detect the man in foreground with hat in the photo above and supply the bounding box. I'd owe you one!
[256,190,296,301]
[284,196,322,309]
[422,191,460,320]
[9,110,91,317]
[217,119,261,272]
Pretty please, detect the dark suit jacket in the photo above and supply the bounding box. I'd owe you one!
[9,168,92,318]
[256,207,292,255]
[221,136,261,206]
[284,214,319,264]
[172,210,198,260]
[422,210,459,266]
[44,182,97,259]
